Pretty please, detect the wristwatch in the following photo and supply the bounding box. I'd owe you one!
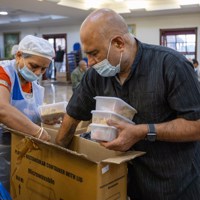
[146,124,156,142]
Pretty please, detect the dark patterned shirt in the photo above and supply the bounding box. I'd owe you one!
[67,39,200,200]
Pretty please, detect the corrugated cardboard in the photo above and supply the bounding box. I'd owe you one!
[9,128,145,200]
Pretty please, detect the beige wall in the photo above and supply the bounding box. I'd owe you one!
[125,12,200,60]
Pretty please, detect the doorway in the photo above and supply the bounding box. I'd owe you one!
[43,33,67,81]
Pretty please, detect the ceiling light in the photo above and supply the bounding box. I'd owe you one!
[84,0,102,9]
[126,0,147,10]
[58,0,89,10]
[179,0,200,5]
[45,0,61,3]
[146,1,180,11]
[0,11,8,15]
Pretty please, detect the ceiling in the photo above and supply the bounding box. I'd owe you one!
[0,0,200,28]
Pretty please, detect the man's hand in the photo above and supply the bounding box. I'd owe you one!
[55,114,80,147]
[100,119,147,152]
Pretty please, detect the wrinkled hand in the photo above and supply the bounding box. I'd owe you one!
[100,119,145,152]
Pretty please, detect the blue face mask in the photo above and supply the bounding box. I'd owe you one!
[18,58,41,82]
[93,40,122,77]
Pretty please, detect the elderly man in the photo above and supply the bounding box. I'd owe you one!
[71,60,87,92]
[56,8,200,200]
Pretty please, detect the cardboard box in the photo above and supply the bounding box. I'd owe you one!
[41,122,91,144]
[43,126,88,144]
[10,128,145,200]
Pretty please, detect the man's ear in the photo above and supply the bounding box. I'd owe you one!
[115,43,120,48]
[112,36,124,49]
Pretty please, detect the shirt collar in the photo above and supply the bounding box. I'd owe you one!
[130,38,143,75]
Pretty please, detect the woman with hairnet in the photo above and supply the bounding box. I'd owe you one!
[0,35,55,190]
[0,34,55,139]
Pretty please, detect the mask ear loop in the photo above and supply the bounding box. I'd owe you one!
[119,51,123,64]
[22,57,26,67]
[17,57,24,74]
[106,40,112,60]
[20,57,27,71]
[117,51,123,73]
[107,38,123,60]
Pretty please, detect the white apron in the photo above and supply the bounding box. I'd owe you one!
[1,60,44,124]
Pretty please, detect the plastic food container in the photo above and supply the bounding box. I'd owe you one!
[39,101,68,124]
[91,110,134,125]
[94,96,137,120]
[90,123,117,142]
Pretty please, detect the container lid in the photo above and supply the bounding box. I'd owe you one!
[91,110,135,124]
[38,101,68,109]
[94,96,137,113]
[89,123,117,130]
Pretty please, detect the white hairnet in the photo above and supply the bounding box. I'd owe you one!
[18,35,55,60]
[11,44,19,56]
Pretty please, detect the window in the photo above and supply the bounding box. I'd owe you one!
[160,28,197,60]
[3,32,20,59]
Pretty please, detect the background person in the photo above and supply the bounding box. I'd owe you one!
[192,59,200,82]
[54,45,65,79]
[71,60,87,92]
[56,8,200,200]
[192,58,199,69]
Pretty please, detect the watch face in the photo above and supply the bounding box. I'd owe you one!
[147,133,156,142]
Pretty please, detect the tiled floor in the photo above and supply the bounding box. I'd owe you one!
[41,80,73,104]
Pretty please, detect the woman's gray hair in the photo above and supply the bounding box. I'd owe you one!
[22,53,32,58]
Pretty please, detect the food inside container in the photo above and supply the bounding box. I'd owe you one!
[39,101,68,124]
[94,96,137,120]
[90,123,117,142]
[91,110,134,125]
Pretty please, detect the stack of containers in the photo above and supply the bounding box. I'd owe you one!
[90,96,137,142]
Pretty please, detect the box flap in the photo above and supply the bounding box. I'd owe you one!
[70,135,145,164]
[102,151,146,164]
[69,135,122,163]
[5,127,89,161]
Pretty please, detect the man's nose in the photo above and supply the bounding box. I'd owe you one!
[87,55,97,67]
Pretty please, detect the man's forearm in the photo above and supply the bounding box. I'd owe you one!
[56,113,80,147]
[156,118,200,142]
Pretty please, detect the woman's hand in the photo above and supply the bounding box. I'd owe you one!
[35,127,51,142]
